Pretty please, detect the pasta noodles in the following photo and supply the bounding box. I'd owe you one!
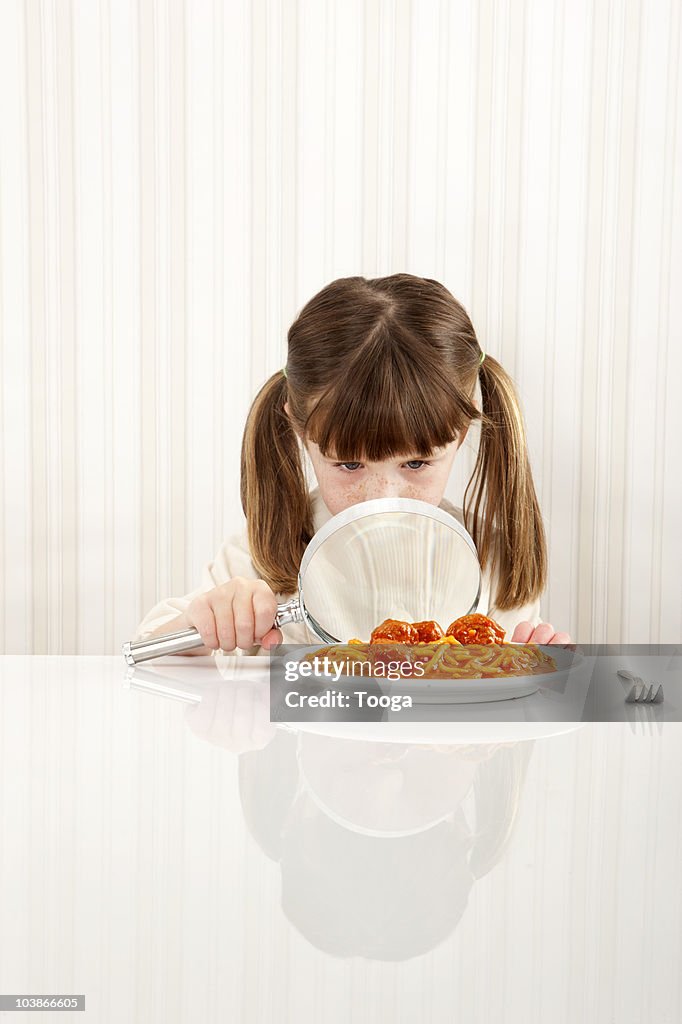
[300,613,557,680]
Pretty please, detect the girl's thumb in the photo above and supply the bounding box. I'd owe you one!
[261,627,283,650]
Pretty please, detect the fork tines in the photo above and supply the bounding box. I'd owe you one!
[625,681,664,704]
[618,669,664,703]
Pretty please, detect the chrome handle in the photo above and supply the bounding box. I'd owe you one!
[273,597,303,628]
[122,627,207,666]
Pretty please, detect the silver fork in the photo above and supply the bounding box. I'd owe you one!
[617,669,664,704]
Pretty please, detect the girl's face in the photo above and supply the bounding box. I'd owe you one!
[303,437,462,515]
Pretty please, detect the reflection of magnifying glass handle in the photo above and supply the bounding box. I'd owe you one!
[124,663,205,703]
[122,597,305,666]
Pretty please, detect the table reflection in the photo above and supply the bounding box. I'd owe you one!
[126,657,549,961]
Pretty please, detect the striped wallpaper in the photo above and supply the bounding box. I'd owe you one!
[0,0,680,653]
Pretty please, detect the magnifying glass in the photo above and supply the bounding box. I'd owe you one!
[122,497,482,666]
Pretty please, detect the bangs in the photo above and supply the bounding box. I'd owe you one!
[303,330,478,461]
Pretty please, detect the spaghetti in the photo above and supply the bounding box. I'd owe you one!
[299,613,557,680]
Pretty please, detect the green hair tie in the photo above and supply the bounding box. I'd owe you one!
[478,350,485,367]
[282,366,288,379]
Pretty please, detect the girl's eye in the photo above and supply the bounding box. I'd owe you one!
[404,460,430,470]
[337,462,363,471]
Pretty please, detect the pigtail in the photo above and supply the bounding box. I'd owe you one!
[463,355,547,609]
[240,372,314,595]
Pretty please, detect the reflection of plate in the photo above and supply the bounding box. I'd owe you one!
[288,720,584,744]
[123,655,586,747]
[287,645,582,705]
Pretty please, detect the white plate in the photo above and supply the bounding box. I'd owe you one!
[285,644,581,705]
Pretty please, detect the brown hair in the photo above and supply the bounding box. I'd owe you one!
[240,274,547,608]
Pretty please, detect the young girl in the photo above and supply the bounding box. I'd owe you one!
[134,274,571,655]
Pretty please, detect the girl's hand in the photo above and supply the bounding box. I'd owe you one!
[184,678,276,753]
[511,621,572,645]
[179,577,283,652]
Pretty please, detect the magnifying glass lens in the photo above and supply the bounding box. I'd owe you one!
[298,500,481,643]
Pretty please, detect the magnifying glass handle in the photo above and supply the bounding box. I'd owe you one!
[122,597,305,666]
[273,596,303,627]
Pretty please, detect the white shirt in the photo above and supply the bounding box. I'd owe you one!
[133,487,542,653]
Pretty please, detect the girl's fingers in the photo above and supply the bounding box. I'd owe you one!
[231,588,256,650]
[252,583,278,645]
[511,621,572,646]
[207,592,236,652]
[528,623,555,645]
[189,596,220,650]
[511,620,534,643]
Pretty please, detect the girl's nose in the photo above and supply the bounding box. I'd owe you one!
[365,477,405,501]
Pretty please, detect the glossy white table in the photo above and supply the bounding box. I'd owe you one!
[1,655,681,1023]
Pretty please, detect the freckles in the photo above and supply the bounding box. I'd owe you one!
[344,482,367,505]
[324,478,367,514]
[405,481,441,505]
